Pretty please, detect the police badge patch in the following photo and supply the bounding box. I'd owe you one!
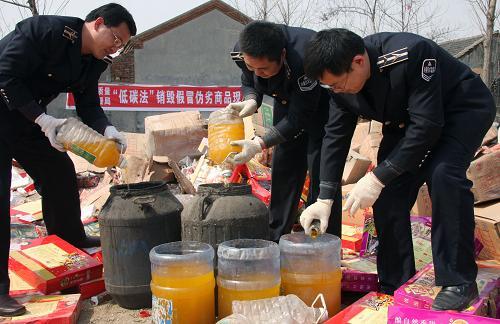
[421,59,436,82]
[297,75,317,91]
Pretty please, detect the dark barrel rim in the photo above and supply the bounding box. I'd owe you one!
[110,181,167,196]
[197,183,251,196]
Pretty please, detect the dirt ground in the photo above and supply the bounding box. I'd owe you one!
[76,291,365,323]
[77,299,152,323]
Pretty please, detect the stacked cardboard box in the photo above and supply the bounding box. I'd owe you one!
[474,202,500,261]
[467,145,500,204]
[145,111,207,162]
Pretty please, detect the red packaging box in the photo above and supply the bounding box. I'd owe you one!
[0,294,81,324]
[342,280,380,293]
[342,268,380,292]
[394,263,499,317]
[387,304,500,324]
[78,277,105,300]
[9,235,103,294]
[325,292,393,323]
[342,233,363,251]
[8,270,39,297]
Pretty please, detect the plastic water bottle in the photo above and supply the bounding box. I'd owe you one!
[216,294,328,324]
[56,118,126,168]
[208,108,244,164]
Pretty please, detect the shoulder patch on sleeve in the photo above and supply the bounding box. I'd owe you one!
[230,51,244,62]
[62,25,78,43]
[421,59,436,82]
[297,75,317,91]
[102,55,113,65]
[377,47,408,71]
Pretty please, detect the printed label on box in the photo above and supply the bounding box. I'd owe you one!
[349,307,388,323]
[22,243,70,268]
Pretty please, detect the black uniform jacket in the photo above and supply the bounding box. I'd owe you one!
[232,25,330,148]
[0,15,111,133]
[319,32,495,200]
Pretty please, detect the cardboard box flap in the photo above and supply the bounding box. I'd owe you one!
[474,202,500,223]
[145,111,205,134]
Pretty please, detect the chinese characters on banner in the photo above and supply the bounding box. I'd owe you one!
[66,83,243,111]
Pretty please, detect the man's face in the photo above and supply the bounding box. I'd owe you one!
[91,17,131,59]
[319,53,370,94]
[243,51,284,79]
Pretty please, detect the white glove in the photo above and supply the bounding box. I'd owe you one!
[34,113,66,152]
[104,125,127,152]
[300,199,334,235]
[226,99,258,118]
[228,137,263,164]
[344,172,385,216]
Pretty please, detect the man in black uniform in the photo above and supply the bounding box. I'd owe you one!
[301,29,495,311]
[0,3,136,316]
[226,21,341,241]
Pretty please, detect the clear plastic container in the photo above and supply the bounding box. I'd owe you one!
[279,233,342,317]
[208,109,244,164]
[56,117,126,168]
[218,294,328,324]
[149,241,215,324]
[217,239,280,319]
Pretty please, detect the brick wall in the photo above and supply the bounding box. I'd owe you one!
[110,50,135,83]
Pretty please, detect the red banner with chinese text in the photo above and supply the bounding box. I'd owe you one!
[66,83,243,111]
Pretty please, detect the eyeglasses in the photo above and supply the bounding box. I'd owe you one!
[109,27,125,49]
[320,70,351,91]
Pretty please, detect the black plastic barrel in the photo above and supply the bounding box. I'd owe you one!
[99,181,182,309]
[181,183,269,254]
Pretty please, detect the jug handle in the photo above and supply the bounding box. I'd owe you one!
[198,195,214,220]
[132,195,156,206]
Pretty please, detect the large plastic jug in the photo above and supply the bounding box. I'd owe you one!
[99,181,183,309]
[150,241,215,324]
[56,117,126,168]
[217,239,280,319]
[279,233,342,317]
[208,109,244,164]
[181,183,269,257]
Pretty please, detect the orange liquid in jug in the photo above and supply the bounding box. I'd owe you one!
[217,282,280,319]
[281,268,342,317]
[151,266,215,324]
[66,140,121,168]
[208,123,244,164]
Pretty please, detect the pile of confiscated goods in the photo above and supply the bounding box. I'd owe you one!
[5,110,500,323]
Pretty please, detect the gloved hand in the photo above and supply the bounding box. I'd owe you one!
[34,113,66,152]
[104,125,127,152]
[299,199,334,235]
[228,137,263,164]
[226,99,258,118]
[343,172,385,216]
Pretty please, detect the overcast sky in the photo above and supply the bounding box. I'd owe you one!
[0,0,487,40]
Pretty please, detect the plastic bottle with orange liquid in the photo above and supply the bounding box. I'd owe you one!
[149,241,215,324]
[208,109,245,164]
[56,118,126,168]
[279,233,342,317]
[217,239,281,319]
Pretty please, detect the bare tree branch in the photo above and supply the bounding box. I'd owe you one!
[0,0,70,37]
[0,0,29,9]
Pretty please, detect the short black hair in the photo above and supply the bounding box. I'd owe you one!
[304,28,365,79]
[239,21,286,62]
[86,3,137,36]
